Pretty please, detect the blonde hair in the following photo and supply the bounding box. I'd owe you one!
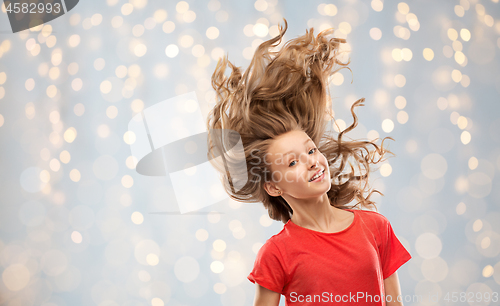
[206,19,392,224]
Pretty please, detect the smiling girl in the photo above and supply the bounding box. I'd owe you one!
[206,19,411,306]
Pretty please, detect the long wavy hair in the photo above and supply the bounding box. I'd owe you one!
[206,19,392,224]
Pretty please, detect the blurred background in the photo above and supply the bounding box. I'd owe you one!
[0,0,499,305]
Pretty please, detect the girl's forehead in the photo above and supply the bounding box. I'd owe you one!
[274,130,308,143]
[268,133,312,157]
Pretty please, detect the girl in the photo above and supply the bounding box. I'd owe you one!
[206,19,411,306]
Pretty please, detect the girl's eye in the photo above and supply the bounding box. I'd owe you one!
[288,149,316,167]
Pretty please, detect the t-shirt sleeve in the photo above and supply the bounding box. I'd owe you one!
[379,216,412,279]
[247,239,287,294]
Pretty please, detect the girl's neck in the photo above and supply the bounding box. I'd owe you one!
[289,193,345,232]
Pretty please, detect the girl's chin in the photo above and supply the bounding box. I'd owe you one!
[307,180,331,191]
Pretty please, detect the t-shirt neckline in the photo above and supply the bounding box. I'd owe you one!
[286,209,357,235]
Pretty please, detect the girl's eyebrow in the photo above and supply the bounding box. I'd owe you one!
[283,139,313,157]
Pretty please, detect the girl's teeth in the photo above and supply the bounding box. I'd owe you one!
[311,170,324,181]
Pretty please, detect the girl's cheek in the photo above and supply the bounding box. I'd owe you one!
[295,174,302,183]
[285,171,300,183]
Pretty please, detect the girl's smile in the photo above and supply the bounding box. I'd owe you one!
[309,168,325,182]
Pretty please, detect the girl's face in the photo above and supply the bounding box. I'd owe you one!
[264,129,331,198]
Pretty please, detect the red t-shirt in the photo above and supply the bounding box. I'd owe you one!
[247,208,412,305]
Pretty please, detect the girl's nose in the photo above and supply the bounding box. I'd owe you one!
[310,160,319,169]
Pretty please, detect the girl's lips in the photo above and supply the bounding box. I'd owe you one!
[309,169,325,182]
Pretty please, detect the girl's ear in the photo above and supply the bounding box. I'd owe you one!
[263,181,281,197]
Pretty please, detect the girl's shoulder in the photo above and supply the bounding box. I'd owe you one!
[254,233,289,264]
[352,209,395,248]
[354,208,388,219]
[257,226,288,248]
[351,208,391,229]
